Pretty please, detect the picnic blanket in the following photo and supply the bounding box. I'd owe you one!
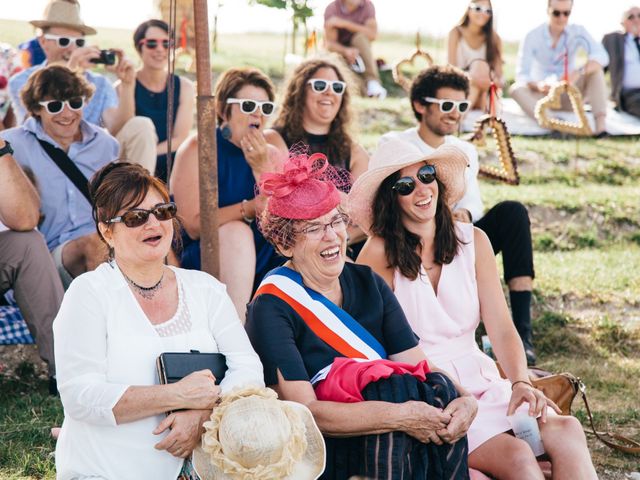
[0,302,34,345]
[461,98,640,136]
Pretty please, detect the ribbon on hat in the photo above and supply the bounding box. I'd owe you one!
[260,152,329,198]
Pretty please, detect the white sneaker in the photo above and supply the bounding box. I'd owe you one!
[367,79,387,100]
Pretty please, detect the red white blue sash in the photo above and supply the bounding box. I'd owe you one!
[254,267,387,382]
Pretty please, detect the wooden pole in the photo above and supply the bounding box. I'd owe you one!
[193,0,220,277]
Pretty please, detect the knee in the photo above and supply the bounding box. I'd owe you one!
[542,415,587,452]
[119,116,157,141]
[495,201,530,224]
[509,83,529,100]
[469,62,491,89]
[2,230,47,256]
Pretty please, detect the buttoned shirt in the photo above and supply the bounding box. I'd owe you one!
[0,118,118,250]
[623,33,640,90]
[516,23,609,84]
[8,62,119,125]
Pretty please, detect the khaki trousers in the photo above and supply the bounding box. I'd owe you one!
[115,116,159,174]
[0,230,63,374]
[350,32,380,82]
[510,68,608,119]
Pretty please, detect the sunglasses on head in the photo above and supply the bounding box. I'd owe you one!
[106,202,177,228]
[226,98,276,116]
[551,9,571,17]
[43,33,86,48]
[38,97,85,115]
[423,97,471,114]
[392,164,437,196]
[307,78,347,95]
[139,38,172,49]
[469,3,492,14]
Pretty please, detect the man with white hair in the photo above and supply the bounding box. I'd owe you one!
[602,5,640,117]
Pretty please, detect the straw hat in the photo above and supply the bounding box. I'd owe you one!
[31,0,96,36]
[192,387,326,480]
[347,139,469,235]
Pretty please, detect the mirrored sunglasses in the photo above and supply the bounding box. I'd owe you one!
[307,79,346,95]
[469,3,492,14]
[139,38,172,49]
[423,96,471,114]
[38,97,85,115]
[226,98,276,116]
[392,164,437,196]
[298,213,349,238]
[106,202,177,228]
[551,9,571,17]
[43,33,86,48]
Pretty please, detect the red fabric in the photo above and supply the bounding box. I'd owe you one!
[314,357,431,403]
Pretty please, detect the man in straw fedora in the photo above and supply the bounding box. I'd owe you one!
[9,0,157,173]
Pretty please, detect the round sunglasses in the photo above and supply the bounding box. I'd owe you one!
[307,79,346,95]
[139,38,172,50]
[106,202,177,228]
[423,97,471,114]
[392,164,437,196]
[43,33,86,48]
[38,97,85,115]
[226,98,276,116]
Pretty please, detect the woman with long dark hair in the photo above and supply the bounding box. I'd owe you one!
[447,0,503,110]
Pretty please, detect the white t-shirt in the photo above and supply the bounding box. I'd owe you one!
[53,262,264,480]
[379,128,485,221]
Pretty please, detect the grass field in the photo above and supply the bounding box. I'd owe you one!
[0,19,639,479]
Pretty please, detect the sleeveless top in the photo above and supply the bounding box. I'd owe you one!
[454,28,487,70]
[274,126,351,172]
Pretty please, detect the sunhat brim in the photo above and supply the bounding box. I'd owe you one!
[30,20,97,36]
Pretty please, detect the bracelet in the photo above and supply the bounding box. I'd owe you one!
[511,380,534,391]
[240,199,253,224]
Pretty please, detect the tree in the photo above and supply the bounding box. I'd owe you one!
[250,0,314,55]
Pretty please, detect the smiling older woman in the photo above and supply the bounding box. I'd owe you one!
[53,163,263,480]
[245,149,477,480]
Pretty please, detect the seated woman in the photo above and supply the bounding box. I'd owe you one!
[265,57,369,251]
[246,149,477,480]
[447,0,503,110]
[350,139,598,480]
[171,67,282,319]
[119,19,194,182]
[53,163,263,480]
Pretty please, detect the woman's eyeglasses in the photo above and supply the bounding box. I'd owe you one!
[551,9,571,17]
[307,79,347,95]
[298,213,349,239]
[106,202,177,228]
[38,97,85,115]
[392,165,437,196]
[423,97,471,114]
[469,3,492,15]
[43,34,86,48]
[139,38,172,49]
[226,98,276,116]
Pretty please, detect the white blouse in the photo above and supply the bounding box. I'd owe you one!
[53,262,264,480]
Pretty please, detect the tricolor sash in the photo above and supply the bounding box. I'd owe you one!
[254,267,387,383]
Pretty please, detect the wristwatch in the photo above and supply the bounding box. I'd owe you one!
[0,140,13,157]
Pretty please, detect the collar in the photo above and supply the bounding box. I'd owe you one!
[23,116,98,148]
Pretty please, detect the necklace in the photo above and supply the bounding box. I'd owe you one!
[122,268,165,300]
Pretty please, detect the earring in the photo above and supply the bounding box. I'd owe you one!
[221,123,232,140]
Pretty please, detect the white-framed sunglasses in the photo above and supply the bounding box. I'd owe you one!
[43,33,86,48]
[469,2,492,14]
[38,97,86,115]
[423,97,471,114]
[307,78,347,95]
[226,98,276,116]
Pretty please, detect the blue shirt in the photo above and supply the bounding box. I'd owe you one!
[516,23,609,84]
[8,62,119,125]
[0,117,119,250]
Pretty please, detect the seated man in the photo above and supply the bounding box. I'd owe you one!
[324,0,387,99]
[602,6,640,118]
[510,0,610,137]
[8,0,156,172]
[1,65,118,288]
[0,137,63,391]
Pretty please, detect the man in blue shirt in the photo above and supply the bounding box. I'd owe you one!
[1,65,118,288]
[510,0,610,137]
[602,6,640,118]
[8,0,156,172]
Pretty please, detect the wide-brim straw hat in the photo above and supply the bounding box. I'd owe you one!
[31,0,96,36]
[347,138,469,235]
[192,387,326,480]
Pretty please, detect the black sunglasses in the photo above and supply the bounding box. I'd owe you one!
[307,79,346,95]
[106,202,177,228]
[139,38,172,49]
[551,9,571,17]
[392,164,437,196]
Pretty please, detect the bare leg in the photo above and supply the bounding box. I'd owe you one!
[468,61,492,111]
[61,233,108,278]
[469,432,544,480]
[219,221,256,322]
[508,276,533,291]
